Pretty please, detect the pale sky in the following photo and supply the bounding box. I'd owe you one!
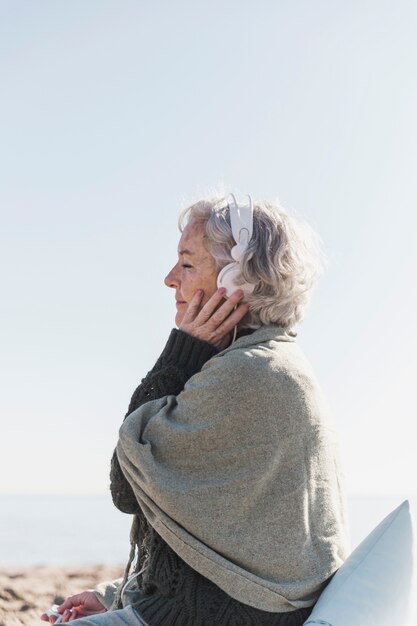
[1,0,416,497]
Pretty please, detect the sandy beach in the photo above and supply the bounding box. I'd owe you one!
[0,565,123,626]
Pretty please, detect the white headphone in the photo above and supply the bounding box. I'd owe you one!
[217,193,255,298]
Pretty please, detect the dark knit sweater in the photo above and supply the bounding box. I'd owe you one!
[110,329,313,626]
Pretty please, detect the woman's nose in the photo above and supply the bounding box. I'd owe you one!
[164,266,179,289]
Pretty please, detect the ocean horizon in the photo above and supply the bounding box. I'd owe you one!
[0,493,415,566]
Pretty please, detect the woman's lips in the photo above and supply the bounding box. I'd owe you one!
[176,300,186,306]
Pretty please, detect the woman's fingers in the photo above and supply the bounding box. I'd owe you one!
[183,287,245,330]
[180,287,249,347]
[193,287,227,324]
[58,595,81,612]
[197,288,244,329]
[180,289,204,324]
[211,302,249,338]
[41,591,105,624]
[209,289,245,328]
[56,594,83,622]
[179,288,249,349]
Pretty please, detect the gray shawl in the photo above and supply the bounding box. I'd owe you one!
[116,325,349,612]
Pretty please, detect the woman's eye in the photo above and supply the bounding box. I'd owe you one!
[182,264,193,269]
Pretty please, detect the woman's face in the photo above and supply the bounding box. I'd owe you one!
[165,219,219,327]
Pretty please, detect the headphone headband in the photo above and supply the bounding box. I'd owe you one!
[216,194,255,299]
[228,193,253,246]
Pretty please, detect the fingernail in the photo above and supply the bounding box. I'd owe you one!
[197,289,203,297]
[218,287,226,295]
[236,289,244,297]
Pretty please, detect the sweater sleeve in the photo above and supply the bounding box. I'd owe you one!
[110,329,218,514]
[93,578,124,610]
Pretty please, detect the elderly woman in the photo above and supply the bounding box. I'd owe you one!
[44,193,349,626]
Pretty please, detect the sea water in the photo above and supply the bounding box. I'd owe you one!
[0,495,132,565]
[0,494,415,566]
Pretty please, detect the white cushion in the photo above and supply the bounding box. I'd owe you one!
[304,500,414,626]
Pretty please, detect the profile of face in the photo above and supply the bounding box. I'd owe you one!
[164,219,219,327]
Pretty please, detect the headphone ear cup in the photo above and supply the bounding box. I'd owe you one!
[217,263,254,298]
[217,263,239,298]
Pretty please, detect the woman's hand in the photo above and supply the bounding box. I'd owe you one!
[179,287,249,350]
[40,591,107,623]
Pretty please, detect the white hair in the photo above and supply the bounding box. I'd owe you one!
[179,193,326,330]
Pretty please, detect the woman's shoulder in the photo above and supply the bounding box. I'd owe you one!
[218,324,309,366]
[204,325,317,389]
[187,325,331,434]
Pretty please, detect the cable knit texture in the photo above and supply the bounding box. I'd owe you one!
[131,530,313,626]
